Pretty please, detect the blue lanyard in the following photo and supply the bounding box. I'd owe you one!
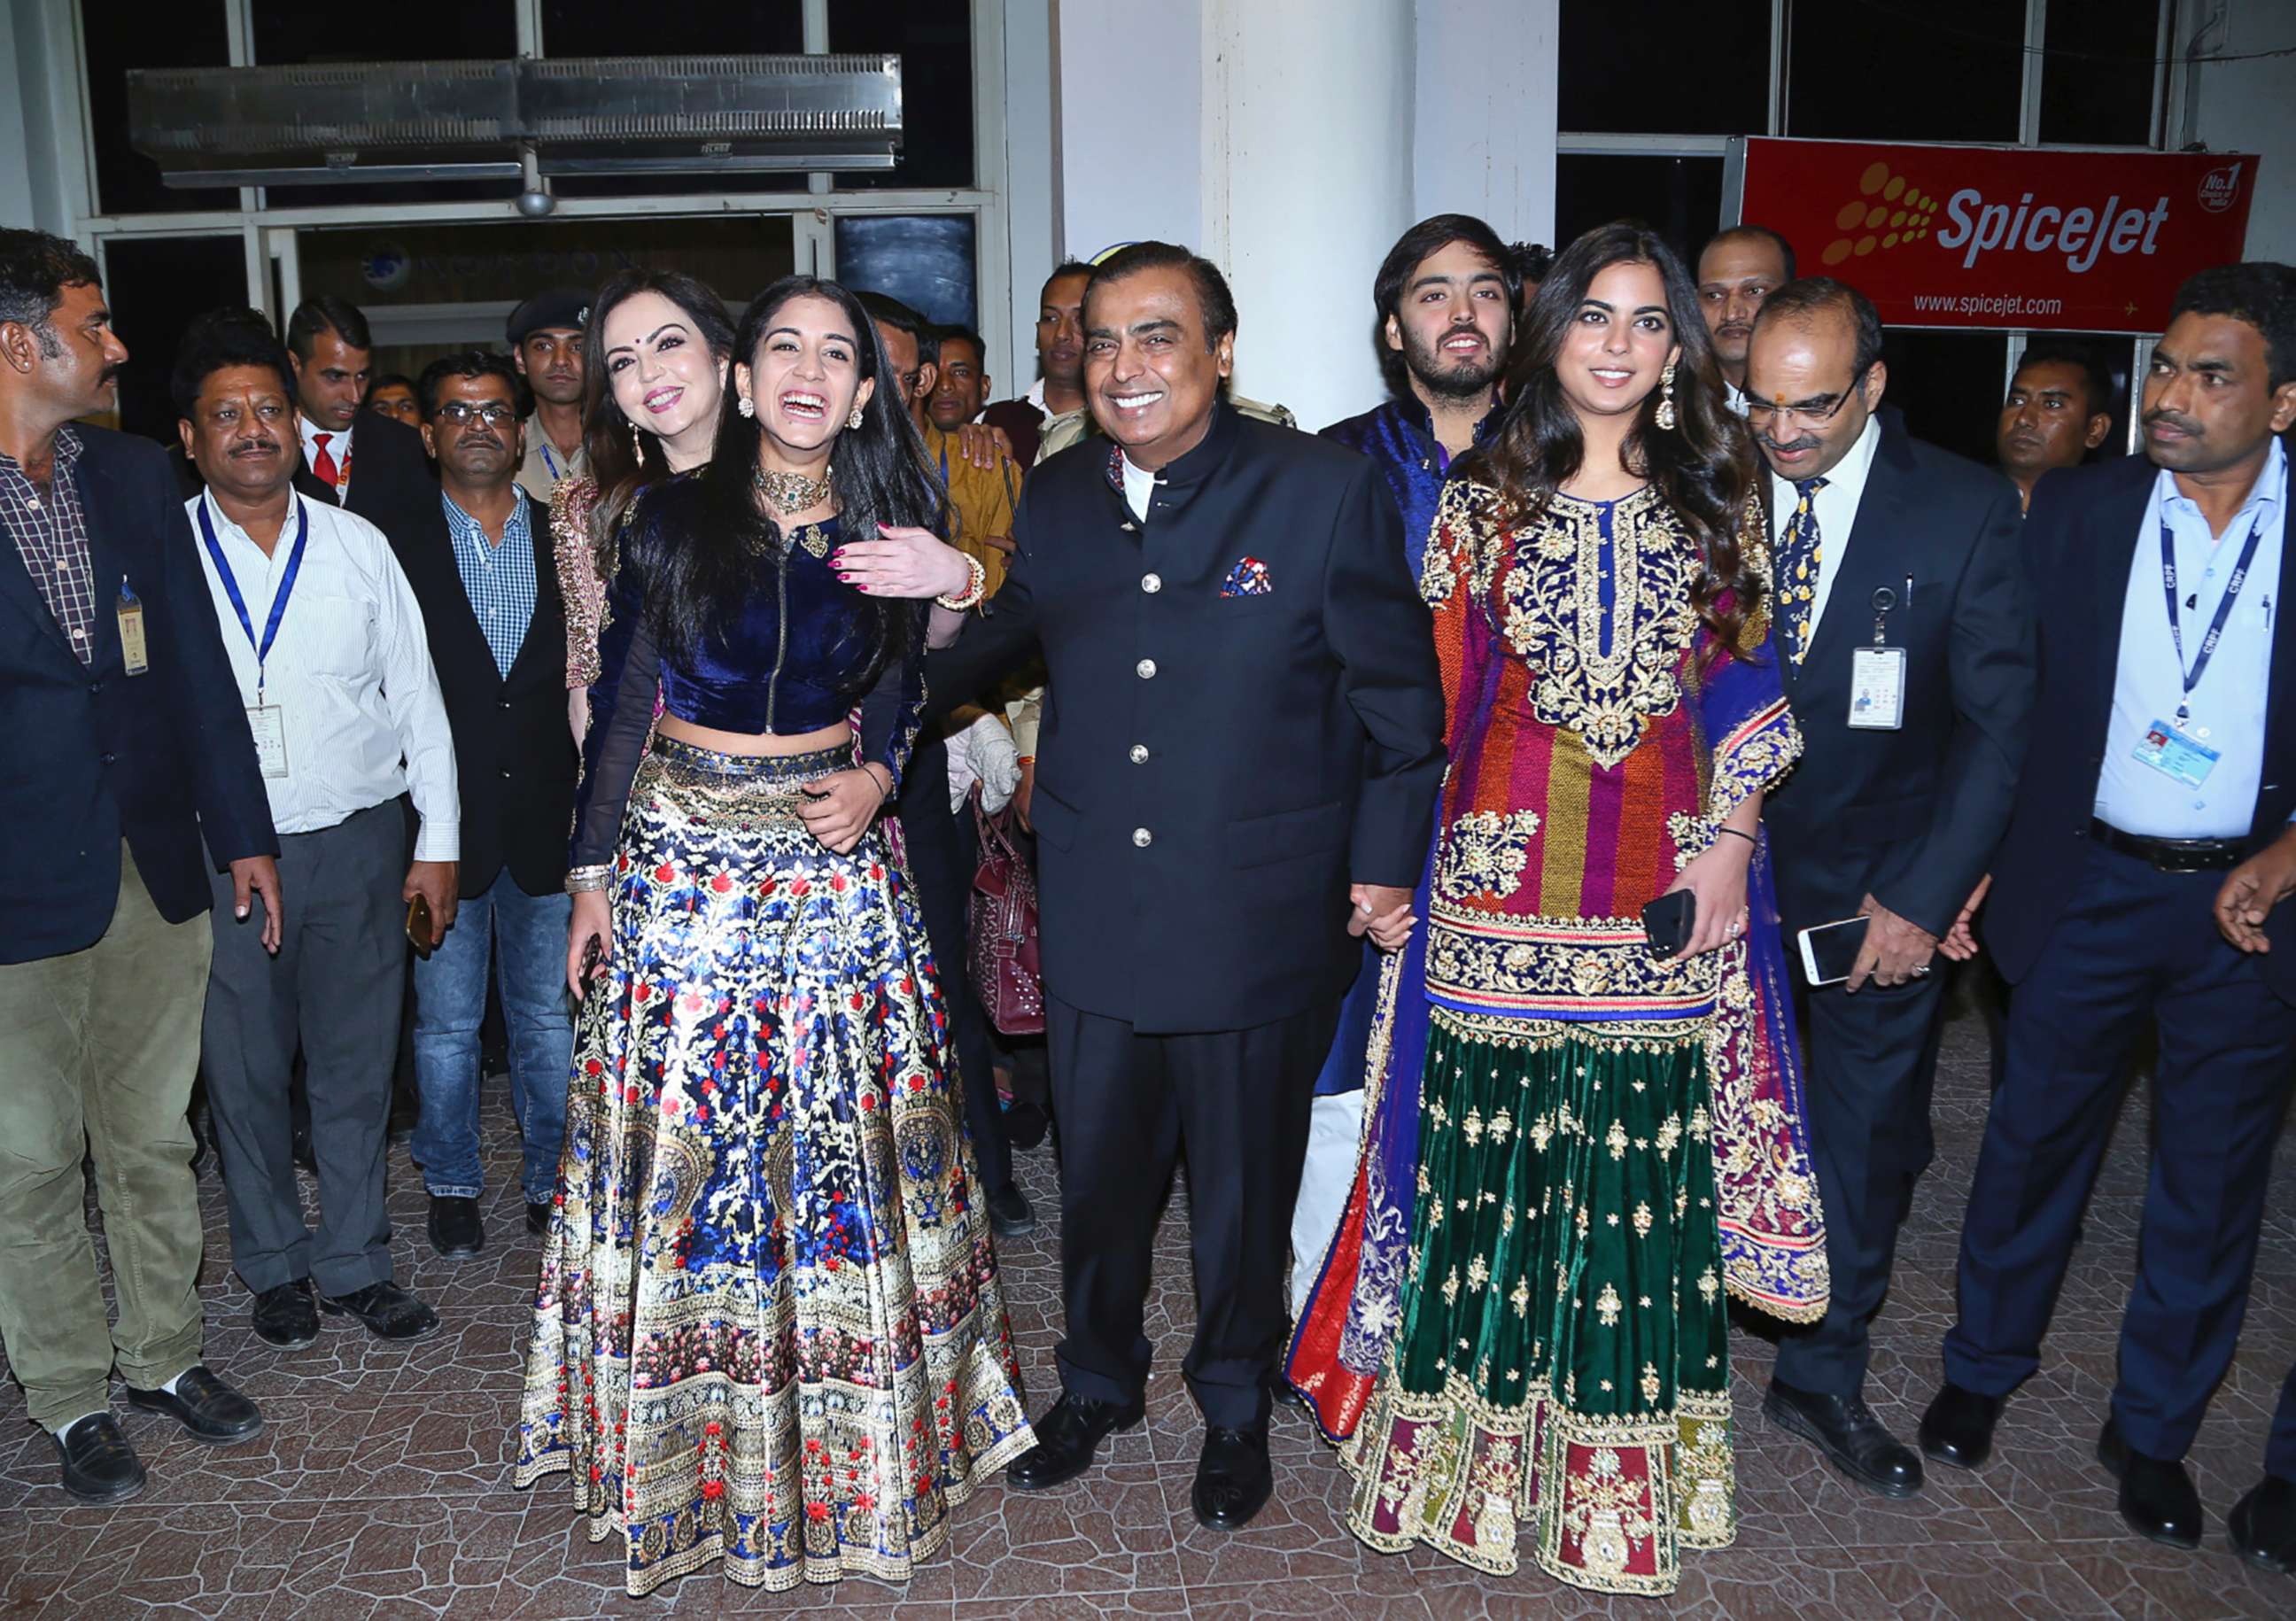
[198,494,309,701]
[2159,506,2268,726]
[539,441,562,480]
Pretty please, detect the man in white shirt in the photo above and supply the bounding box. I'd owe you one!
[175,315,460,1349]
[1696,225,1796,416]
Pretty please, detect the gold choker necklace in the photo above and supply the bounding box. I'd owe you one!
[752,463,834,513]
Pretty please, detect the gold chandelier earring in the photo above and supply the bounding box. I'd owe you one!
[1655,361,1678,431]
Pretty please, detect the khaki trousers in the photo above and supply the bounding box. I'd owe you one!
[0,843,213,1427]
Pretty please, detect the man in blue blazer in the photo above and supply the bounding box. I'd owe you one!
[0,229,282,1502]
[1920,263,2296,1559]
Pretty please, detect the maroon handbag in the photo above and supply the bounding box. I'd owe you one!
[969,782,1045,1035]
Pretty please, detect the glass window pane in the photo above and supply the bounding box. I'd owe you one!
[539,0,804,57]
[249,2,515,63]
[832,4,974,190]
[85,0,236,215]
[1881,330,2008,467]
[834,215,978,330]
[2040,0,2160,146]
[1559,0,1768,135]
[1789,4,2022,143]
[101,236,250,444]
[1554,155,1725,266]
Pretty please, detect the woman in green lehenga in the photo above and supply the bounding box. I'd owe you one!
[1286,222,1827,1597]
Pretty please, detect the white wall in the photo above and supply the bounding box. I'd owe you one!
[2187,0,2296,264]
[0,3,43,229]
[1053,1,1204,260]
[1412,0,1560,248]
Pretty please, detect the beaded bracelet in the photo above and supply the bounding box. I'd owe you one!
[563,864,614,894]
[936,553,988,611]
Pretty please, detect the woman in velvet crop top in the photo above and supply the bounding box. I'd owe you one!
[523,276,1037,1596]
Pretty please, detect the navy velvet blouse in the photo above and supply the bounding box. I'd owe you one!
[569,477,926,866]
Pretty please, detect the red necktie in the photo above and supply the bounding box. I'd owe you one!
[311,433,339,488]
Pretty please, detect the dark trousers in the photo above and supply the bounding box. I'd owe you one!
[897,741,1013,1197]
[1046,992,1337,1429]
[1943,843,2296,1461]
[202,801,407,1297]
[1772,959,1946,1398]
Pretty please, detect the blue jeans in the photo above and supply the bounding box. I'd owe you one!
[411,880,572,1204]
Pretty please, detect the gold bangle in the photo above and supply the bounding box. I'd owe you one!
[564,864,614,893]
[935,552,987,612]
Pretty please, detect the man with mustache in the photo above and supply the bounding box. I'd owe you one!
[1922,262,2296,1561]
[395,352,578,1258]
[1697,225,1796,415]
[1745,278,2034,1500]
[0,233,281,1503]
[1996,342,2116,514]
[180,312,458,1351]
[508,289,588,503]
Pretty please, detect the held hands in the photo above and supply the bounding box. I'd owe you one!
[1848,892,1937,992]
[566,888,612,1001]
[801,765,892,855]
[404,860,459,948]
[2214,827,2296,953]
[1938,873,1993,962]
[1663,837,1752,960]
[1349,882,1416,951]
[229,856,284,954]
[832,526,975,601]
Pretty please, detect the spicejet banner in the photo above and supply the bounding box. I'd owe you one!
[1734,138,2260,333]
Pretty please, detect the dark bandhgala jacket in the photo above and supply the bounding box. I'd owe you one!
[384,485,578,898]
[0,425,277,963]
[1985,451,2296,1000]
[1762,416,2035,941]
[927,401,1447,1035]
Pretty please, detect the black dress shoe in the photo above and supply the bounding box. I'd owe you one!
[53,1414,145,1503]
[2229,1475,2296,1572]
[126,1365,263,1445]
[1268,1372,1314,1415]
[2098,1418,2202,1549]
[525,1200,553,1237]
[1193,1423,1274,1530]
[427,1194,485,1258]
[1006,1392,1144,1491]
[1765,1377,1925,1499]
[319,1281,441,1341]
[1006,1102,1050,1152]
[987,1184,1037,1238]
[1919,1382,2006,1470]
[250,1278,319,1348]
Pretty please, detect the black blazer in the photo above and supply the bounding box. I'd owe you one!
[926,403,1447,1035]
[0,426,277,963]
[386,485,578,898]
[1985,453,2296,997]
[1762,416,2035,939]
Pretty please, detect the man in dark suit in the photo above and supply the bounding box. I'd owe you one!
[0,229,280,1501]
[916,243,1446,1531]
[1921,263,2296,1555]
[396,352,580,1257]
[1746,277,2035,1498]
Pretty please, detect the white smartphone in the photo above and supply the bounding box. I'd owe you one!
[1797,915,1872,987]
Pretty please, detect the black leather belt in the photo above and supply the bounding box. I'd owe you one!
[2089,818,2243,873]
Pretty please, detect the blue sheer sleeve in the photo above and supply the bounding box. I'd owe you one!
[569,531,658,869]
[856,600,927,797]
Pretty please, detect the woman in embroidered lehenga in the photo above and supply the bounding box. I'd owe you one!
[516,276,1033,1597]
[1286,223,1828,1597]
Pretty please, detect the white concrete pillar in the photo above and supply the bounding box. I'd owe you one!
[1412,0,1560,250]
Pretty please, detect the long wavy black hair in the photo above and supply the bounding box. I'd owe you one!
[579,268,737,570]
[1462,221,1762,659]
[648,275,941,673]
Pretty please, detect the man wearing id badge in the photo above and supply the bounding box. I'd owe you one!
[1925,263,2296,1563]
[176,314,460,1352]
[1744,278,2035,1500]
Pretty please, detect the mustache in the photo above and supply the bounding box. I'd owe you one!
[455,433,505,450]
[229,437,281,454]
[1757,431,1824,456]
[2144,407,2201,436]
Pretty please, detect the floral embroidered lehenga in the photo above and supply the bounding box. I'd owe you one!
[1286,477,1827,1595]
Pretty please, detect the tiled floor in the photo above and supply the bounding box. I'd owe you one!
[4,1004,2294,1617]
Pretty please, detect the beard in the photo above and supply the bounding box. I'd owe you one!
[1401,325,1502,401]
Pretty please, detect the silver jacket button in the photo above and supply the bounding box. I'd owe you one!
[1141,572,1162,593]
[1129,744,1149,764]
[1136,658,1157,679]
[1132,826,1153,848]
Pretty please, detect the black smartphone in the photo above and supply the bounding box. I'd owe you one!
[1797,915,1872,986]
[1641,889,1695,958]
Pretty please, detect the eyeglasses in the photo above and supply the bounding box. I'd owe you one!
[434,400,518,427]
[1745,371,1869,431]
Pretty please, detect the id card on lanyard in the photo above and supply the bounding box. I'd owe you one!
[2136,508,2267,789]
[1848,578,1912,730]
[198,494,309,779]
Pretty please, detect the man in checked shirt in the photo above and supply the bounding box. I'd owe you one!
[0,229,283,1502]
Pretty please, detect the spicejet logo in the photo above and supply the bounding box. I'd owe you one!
[2199,161,2245,213]
[1819,157,2173,276]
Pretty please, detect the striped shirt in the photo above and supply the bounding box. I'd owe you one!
[441,491,538,678]
[0,426,98,665]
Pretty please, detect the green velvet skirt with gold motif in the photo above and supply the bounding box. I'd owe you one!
[1340,1008,1734,1596]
